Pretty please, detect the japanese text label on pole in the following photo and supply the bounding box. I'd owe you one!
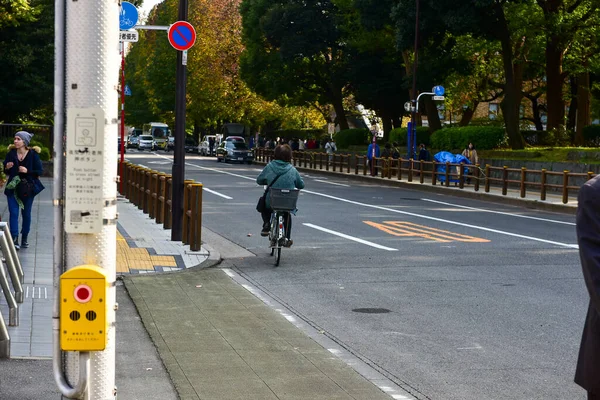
[119,2,138,31]
[168,21,196,51]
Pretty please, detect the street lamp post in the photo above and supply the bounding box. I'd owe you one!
[409,0,420,160]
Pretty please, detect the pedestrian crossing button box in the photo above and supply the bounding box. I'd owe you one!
[60,265,108,351]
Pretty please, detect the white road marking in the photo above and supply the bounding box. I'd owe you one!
[314,179,350,187]
[421,198,575,226]
[302,190,579,249]
[303,223,398,251]
[158,156,578,249]
[203,188,233,200]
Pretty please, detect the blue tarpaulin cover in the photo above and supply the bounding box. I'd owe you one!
[434,151,471,182]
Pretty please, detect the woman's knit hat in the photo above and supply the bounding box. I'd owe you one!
[15,131,33,147]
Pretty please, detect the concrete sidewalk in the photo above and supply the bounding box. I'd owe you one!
[0,166,577,399]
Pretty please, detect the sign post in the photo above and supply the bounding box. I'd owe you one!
[169,16,196,241]
[119,2,139,193]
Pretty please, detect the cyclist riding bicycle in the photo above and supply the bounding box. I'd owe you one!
[256,144,305,246]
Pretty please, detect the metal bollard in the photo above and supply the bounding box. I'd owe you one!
[502,166,508,195]
[562,170,569,204]
[0,233,23,303]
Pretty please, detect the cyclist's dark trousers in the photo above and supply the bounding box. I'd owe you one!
[262,208,292,239]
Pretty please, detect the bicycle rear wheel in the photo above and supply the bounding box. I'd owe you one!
[274,247,281,266]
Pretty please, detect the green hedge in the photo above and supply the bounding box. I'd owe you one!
[583,125,600,146]
[334,128,370,149]
[389,127,431,146]
[431,126,506,150]
[266,129,324,140]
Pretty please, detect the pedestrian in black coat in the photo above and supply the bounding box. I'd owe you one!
[575,174,600,399]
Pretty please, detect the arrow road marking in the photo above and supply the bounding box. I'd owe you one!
[303,223,397,251]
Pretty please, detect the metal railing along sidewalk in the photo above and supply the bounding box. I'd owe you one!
[255,149,588,205]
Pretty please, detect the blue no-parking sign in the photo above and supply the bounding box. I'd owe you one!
[120,2,138,31]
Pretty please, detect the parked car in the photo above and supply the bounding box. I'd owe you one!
[198,135,220,156]
[185,137,198,153]
[138,135,154,151]
[216,139,253,164]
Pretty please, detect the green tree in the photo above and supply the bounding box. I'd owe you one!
[240,0,351,130]
[0,0,53,123]
[0,0,39,28]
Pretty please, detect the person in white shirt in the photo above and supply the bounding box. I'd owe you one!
[325,138,337,164]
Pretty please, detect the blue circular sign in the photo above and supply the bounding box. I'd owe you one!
[120,2,139,31]
[433,85,445,96]
[168,21,197,51]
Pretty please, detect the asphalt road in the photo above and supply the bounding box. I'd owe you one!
[126,150,587,400]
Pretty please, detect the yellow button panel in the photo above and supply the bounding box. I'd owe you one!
[60,265,108,351]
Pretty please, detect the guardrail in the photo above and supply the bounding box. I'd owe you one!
[0,222,25,358]
[254,149,594,204]
[118,161,203,251]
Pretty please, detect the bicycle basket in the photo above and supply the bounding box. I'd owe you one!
[269,188,300,211]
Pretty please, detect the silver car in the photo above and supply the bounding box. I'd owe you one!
[138,135,154,151]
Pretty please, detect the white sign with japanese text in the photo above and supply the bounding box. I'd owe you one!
[65,108,105,233]
[119,30,139,42]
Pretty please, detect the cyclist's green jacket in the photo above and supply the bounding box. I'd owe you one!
[256,160,305,209]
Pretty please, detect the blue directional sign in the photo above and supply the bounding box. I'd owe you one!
[433,85,445,96]
[124,85,132,96]
[119,2,138,31]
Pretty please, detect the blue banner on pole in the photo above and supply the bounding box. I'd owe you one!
[124,85,132,96]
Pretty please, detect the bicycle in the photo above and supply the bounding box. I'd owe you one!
[267,188,300,266]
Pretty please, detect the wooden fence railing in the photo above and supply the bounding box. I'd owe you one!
[118,161,202,251]
[254,149,594,204]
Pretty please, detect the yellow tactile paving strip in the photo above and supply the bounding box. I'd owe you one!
[117,231,179,274]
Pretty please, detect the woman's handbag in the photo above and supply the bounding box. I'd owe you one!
[256,173,284,213]
[16,177,35,200]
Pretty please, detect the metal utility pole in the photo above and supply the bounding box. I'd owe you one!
[120,44,126,193]
[54,0,119,398]
[171,0,190,241]
[409,0,420,160]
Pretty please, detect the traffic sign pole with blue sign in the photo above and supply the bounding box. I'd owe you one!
[119,2,138,31]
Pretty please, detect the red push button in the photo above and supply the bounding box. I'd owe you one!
[74,285,92,303]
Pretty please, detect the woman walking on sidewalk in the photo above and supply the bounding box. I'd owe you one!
[3,131,44,250]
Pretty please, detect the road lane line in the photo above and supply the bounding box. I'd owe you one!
[203,188,233,199]
[302,190,578,249]
[421,198,575,226]
[154,156,577,248]
[314,179,350,187]
[303,223,398,251]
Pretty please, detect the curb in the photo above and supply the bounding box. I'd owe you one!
[255,161,577,215]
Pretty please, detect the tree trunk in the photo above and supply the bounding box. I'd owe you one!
[331,89,349,131]
[495,5,524,149]
[566,76,577,133]
[575,70,591,145]
[379,109,393,143]
[423,96,442,132]
[545,38,565,132]
[459,104,477,126]
[392,114,402,130]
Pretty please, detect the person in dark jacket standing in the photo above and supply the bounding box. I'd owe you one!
[256,144,304,246]
[3,131,44,250]
[575,174,600,399]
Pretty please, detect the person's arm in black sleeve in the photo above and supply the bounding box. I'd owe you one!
[577,180,600,314]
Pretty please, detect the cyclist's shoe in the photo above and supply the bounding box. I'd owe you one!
[283,239,293,248]
[261,228,270,237]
